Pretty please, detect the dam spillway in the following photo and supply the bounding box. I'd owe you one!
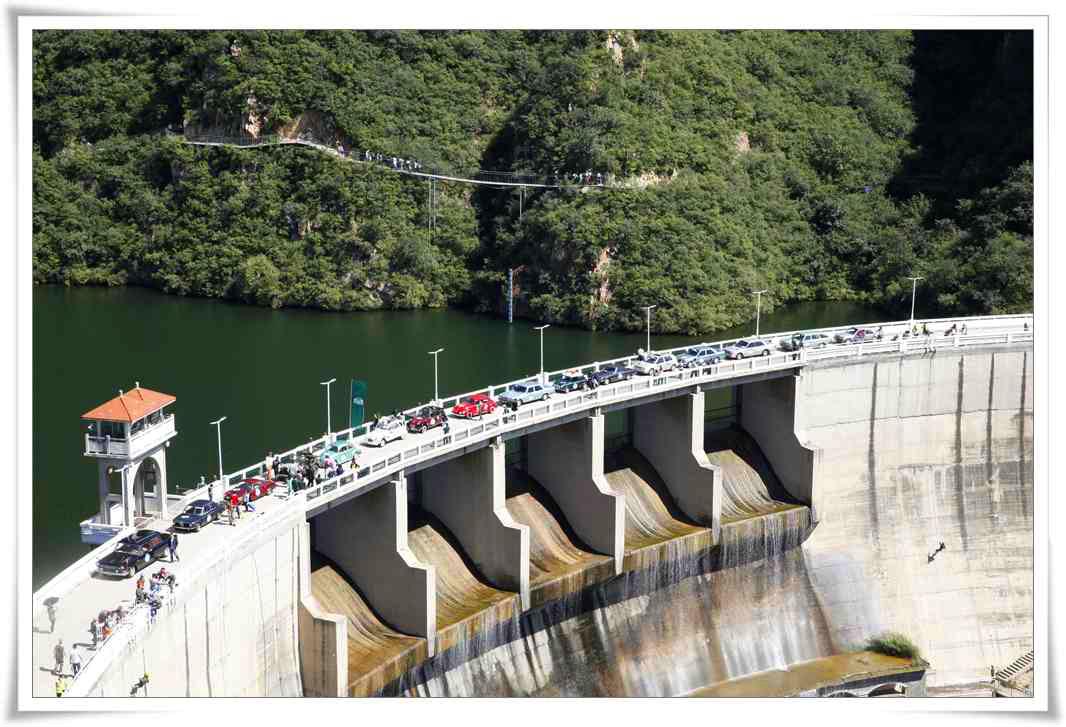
[40,318,1033,699]
[504,470,615,609]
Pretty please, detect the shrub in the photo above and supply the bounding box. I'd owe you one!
[865,632,922,662]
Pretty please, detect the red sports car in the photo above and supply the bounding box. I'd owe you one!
[451,393,497,419]
[224,477,277,502]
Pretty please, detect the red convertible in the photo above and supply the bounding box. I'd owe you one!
[451,393,497,419]
[224,477,277,502]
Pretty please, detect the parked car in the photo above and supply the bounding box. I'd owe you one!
[96,529,173,578]
[498,381,553,408]
[553,371,589,394]
[834,327,877,344]
[632,352,678,376]
[319,441,360,467]
[452,393,497,419]
[365,414,406,447]
[588,364,636,386]
[779,332,831,352]
[676,345,724,368]
[724,339,772,359]
[172,499,224,532]
[224,477,276,504]
[407,405,447,433]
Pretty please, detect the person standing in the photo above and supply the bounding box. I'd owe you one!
[55,675,68,698]
[168,532,179,562]
[88,617,98,648]
[46,601,56,633]
[225,497,235,526]
[69,644,82,677]
[53,639,65,676]
[243,489,254,512]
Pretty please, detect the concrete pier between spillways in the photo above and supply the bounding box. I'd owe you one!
[526,411,626,571]
[632,389,723,542]
[313,474,437,653]
[738,375,820,517]
[421,439,530,609]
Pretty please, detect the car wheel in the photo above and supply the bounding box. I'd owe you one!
[127,566,136,579]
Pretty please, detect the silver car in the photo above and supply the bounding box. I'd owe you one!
[632,352,678,375]
[724,339,771,359]
[497,381,552,408]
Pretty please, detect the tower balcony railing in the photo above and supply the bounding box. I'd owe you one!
[84,413,177,458]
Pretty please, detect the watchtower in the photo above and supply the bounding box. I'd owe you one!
[81,383,178,541]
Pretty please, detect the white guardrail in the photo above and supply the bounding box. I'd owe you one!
[37,312,1033,691]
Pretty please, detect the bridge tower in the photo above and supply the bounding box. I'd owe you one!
[80,383,178,544]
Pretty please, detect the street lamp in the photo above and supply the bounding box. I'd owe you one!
[641,305,657,353]
[906,276,924,328]
[320,378,336,437]
[751,290,768,337]
[427,348,444,403]
[209,416,227,494]
[533,325,550,383]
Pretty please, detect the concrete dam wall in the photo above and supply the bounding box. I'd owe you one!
[76,509,305,697]
[787,346,1033,689]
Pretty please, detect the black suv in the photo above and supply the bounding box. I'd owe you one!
[96,529,173,578]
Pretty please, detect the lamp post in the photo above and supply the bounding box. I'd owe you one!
[210,416,226,494]
[751,290,768,338]
[906,276,924,328]
[533,325,550,383]
[320,378,336,437]
[428,348,444,403]
[641,305,657,353]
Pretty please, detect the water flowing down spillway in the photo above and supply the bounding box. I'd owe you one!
[504,470,615,606]
[604,449,706,550]
[406,510,522,657]
[309,566,428,695]
[400,542,831,697]
[705,428,803,522]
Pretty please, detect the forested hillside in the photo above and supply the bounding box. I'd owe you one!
[32,30,1033,334]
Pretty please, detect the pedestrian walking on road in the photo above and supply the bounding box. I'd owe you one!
[169,532,179,562]
[46,601,56,633]
[243,490,254,512]
[53,639,65,676]
[69,644,82,677]
[88,618,98,647]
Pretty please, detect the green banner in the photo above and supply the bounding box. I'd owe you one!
[349,380,367,429]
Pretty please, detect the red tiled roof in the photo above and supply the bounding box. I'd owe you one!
[81,386,176,422]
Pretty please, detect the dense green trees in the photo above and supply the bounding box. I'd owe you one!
[32,30,1033,333]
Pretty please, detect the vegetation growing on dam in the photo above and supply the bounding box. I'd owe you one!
[32,30,1034,334]
[866,632,923,664]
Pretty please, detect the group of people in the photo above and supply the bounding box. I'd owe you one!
[555,169,606,186]
[134,569,177,624]
[363,149,424,173]
[52,638,82,696]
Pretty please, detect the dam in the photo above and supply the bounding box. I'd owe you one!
[30,314,1034,700]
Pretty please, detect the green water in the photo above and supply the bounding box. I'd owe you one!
[32,286,892,587]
